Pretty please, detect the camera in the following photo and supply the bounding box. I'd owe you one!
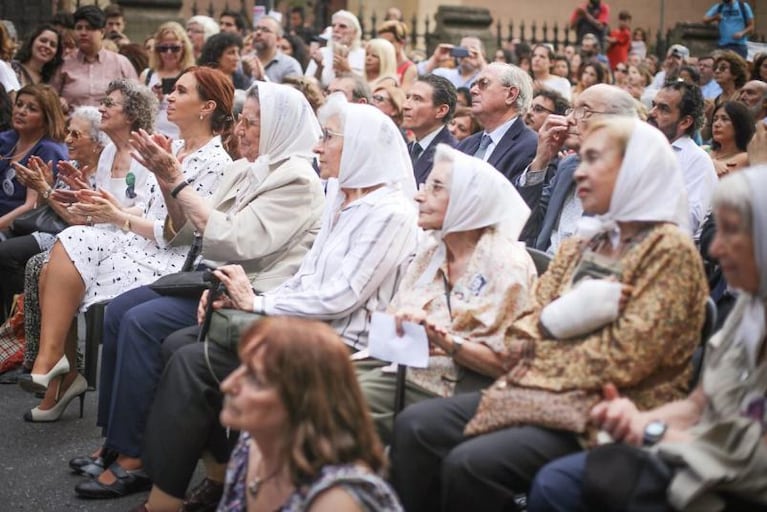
[450,47,470,58]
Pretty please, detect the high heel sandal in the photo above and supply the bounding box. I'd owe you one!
[23,373,87,422]
[18,354,70,393]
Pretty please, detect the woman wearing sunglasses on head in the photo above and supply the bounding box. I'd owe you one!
[140,22,195,139]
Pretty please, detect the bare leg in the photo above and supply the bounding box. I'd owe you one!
[32,241,85,375]
[37,322,79,410]
[144,486,184,512]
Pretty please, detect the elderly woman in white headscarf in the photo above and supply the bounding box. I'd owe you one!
[357,144,537,442]
[529,165,767,512]
[305,9,365,87]
[68,81,325,501]
[207,94,418,351]
[390,118,710,512]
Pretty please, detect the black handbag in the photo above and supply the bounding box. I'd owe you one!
[148,235,207,298]
[148,270,211,298]
[11,205,68,236]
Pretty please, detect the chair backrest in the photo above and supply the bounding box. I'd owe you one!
[689,297,718,391]
[526,247,552,276]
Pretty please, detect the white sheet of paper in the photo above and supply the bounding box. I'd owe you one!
[368,312,430,368]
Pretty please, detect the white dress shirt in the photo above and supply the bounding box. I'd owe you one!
[253,186,418,349]
[672,135,718,236]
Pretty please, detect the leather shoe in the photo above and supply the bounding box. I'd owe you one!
[74,462,151,499]
[70,447,118,478]
[182,478,224,512]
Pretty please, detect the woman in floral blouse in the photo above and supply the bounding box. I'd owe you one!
[390,118,710,512]
[357,144,537,443]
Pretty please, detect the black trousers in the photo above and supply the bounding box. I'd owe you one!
[390,392,582,512]
[143,326,240,498]
[0,234,41,320]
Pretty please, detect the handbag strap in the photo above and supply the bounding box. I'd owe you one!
[181,233,203,272]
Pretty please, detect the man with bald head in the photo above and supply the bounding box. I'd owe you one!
[738,80,767,123]
[519,84,639,252]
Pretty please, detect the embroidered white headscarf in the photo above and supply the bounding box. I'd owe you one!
[577,119,690,242]
[416,144,531,287]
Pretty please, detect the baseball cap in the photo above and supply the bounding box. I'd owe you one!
[668,44,690,60]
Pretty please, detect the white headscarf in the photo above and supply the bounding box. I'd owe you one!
[742,166,767,299]
[312,99,416,253]
[256,82,320,163]
[577,119,690,243]
[416,144,531,287]
[437,144,530,238]
[727,166,767,368]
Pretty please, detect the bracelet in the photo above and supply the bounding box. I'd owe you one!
[170,179,191,199]
[121,216,132,232]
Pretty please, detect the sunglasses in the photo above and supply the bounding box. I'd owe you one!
[125,171,136,199]
[615,66,628,72]
[156,45,182,54]
[372,94,389,104]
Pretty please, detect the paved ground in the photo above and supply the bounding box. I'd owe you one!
[0,342,202,511]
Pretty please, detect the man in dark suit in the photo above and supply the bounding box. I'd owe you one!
[402,74,458,185]
[518,84,639,252]
[457,62,538,187]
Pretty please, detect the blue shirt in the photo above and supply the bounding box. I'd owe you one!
[0,130,68,216]
[706,1,753,46]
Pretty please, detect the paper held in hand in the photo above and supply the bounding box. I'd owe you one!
[367,312,430,368]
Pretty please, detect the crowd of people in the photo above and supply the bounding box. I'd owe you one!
[0,1,766,511]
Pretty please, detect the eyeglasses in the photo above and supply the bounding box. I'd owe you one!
[156,45,182,54]
[372,94,390,104]
[531,104,556,115]
[715,64,730,72]
[473,77,493,91]
[565,106,611,120]
[186,28,205,35]
[418,181,447,195]
[332,23,350,29]
[615,66,628,73]
[99,96,123,108]
[253,26,273,34]
[236,114,260,129]
[66,128,84,140]
[320,127,344,143]
[125,171,136,199]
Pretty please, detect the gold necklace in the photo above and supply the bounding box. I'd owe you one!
[247,467,280,498]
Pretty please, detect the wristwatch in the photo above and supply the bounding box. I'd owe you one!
[642,420,668,446]
[42,187,53,200]
[447,335,465,357]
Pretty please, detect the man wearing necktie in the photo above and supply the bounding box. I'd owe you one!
[402,75,459,185]
[456,62,538,186]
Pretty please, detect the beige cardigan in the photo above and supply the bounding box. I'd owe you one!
[169,156,324,293]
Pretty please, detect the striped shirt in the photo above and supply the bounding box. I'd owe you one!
[254,187,418,349]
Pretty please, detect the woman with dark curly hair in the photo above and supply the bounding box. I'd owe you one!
[11,24,64,89]
[713,50,749,105]
[752,52,767,83]
[707,100,754,177]
[279,34,310,72]
[198,32,251,90]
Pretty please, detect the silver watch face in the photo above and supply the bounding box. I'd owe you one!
[645,421,666,437]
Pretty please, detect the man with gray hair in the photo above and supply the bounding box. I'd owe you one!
[327,72,371,103]
[519,83,638,252]
[456,62,538,186]
[245,15,302,83]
